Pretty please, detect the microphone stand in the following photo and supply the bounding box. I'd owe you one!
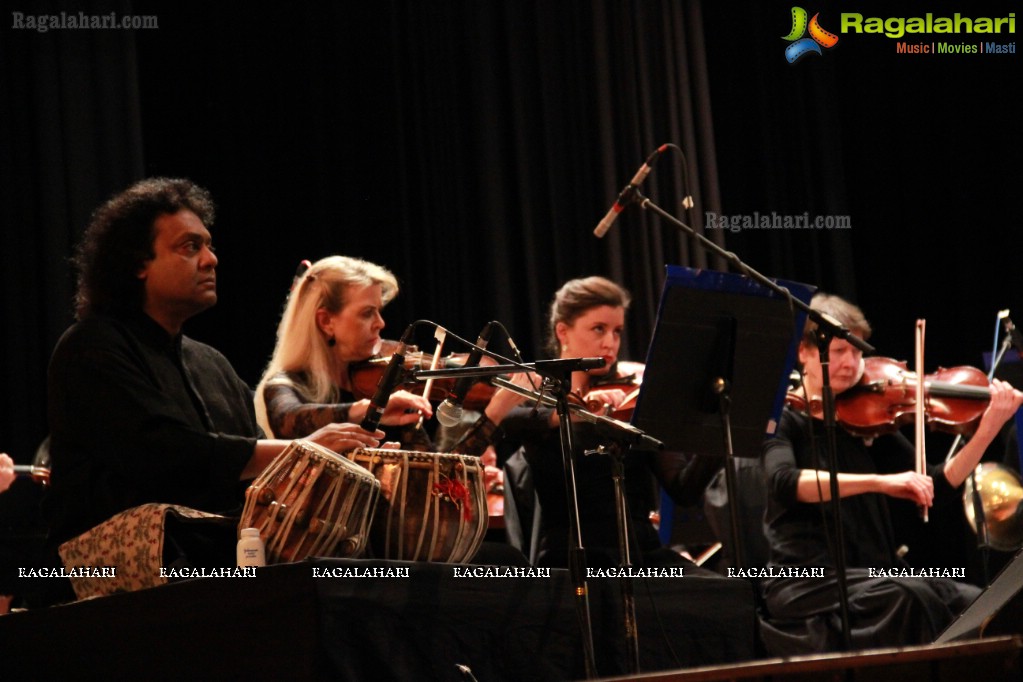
[494,377,662,676]
[624,188,870,651]
[417,357,604,678]
[605,443,640,674]
[490,374,664,675]
[815,325,852,651]
[420,357,664,677]
[548,363,599,680]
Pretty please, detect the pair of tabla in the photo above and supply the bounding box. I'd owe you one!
[239,441,487,564]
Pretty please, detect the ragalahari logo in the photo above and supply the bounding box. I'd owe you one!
[783,7,839,63]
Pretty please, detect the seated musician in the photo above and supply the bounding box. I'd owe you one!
[761,293,1023,651]
[44,179,383,556]
[254,255,432,448]
[454,276,720,569]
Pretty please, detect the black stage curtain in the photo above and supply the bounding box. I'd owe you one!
[1,0,144,460]
[1,0,720,461]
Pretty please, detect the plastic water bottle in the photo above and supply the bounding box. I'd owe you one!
[237,527,266,567]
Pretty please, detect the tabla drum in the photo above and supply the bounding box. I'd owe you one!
[347,448,488,563]
[240,440,381,563]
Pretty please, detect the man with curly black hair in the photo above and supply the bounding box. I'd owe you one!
[45,178,381,549]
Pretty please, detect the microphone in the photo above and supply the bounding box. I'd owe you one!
[593,145,667,238]
[436,322,495,427]
[360,324,415,432]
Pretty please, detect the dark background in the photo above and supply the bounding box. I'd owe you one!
[1,0,1020,575]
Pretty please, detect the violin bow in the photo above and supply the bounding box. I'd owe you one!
[915,319,928,523]
[416,326,447,431]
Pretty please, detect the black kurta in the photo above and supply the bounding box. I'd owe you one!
[45,312,259,545]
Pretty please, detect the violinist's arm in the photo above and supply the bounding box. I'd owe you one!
[345,390,433,426]
[263,382,431,437]
[764,410,932,508]
[484,371,553,427]
[263,381,357,438]
[484,376,630,430]
[449,375,551,456]
[655,451,721,507]
[794,469,933,507]
[942,379,1023,488]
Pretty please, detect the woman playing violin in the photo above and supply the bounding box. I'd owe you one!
[455,276,719,569]
[762,293,1023,653]
[255,256,432,445]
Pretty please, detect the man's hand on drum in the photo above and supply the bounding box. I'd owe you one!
[306,422,386,454]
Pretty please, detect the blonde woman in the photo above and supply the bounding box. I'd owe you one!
[256,256,431,442]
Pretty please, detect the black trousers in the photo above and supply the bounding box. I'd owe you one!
[760,569,982,653]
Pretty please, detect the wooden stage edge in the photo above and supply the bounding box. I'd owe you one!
[600,635,1023,681]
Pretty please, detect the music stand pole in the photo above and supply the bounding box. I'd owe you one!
[605,445,641,674]
[491,366,659,667]
[416,357,601,677]
[713,379,745,570]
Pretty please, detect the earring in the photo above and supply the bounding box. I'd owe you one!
[327,336,336,347]
[561,344,568,353]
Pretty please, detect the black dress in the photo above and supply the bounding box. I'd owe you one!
[454,373,720,570]
[760,407,981,652]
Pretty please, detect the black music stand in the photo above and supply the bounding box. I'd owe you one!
[631,265,815,568]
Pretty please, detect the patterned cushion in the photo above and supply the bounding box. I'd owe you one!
[58,503,228,600]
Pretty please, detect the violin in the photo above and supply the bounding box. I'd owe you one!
[581,361,645,421]
[351,342,646,422]
[348,345,497,411]
[786,356,993,438]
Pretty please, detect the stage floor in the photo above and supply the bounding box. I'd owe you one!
[0,558,757,680]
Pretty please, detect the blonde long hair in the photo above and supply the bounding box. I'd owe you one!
[255,255,398,435]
